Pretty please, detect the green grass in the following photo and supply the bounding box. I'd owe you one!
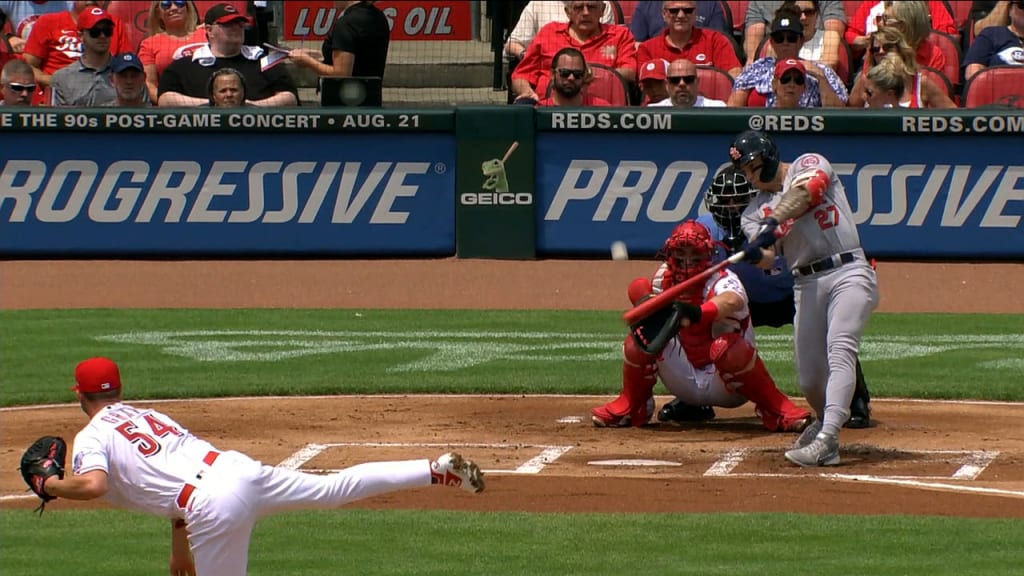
[1,509,1022,576]
[1,309,1022,575]
[0,310,1021,406]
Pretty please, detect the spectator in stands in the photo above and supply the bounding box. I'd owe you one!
[511,0,636,103]
[49,8,117,106]
[847,26,955,108]
[637,0,741,77]
[846,1,952,68]
[288,1,390,81]
[760,1,844,73]
[861,52,907,108]
[0,6,12,70]
[729,5,847,107]
[23,2,133,104]
[1,58,35,106]
[964,0,1024,80]
[207,66,246,107]
[536,46,612,106]
[629,0,731,42]
[139,0,207,104]
[744,0,846,68]
[973,1,1011,35]
[0,0,72,57]
[506,0,613,60]
[638,58,670,105]
[770,57,809,107]
[105,52,150,107]
[159,3,296,107]
[651,57,726,107]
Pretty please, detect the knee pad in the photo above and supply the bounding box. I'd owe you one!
[709,332,757,378]
[627,277,653,306]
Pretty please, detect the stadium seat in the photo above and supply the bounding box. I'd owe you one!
[920,65,954,99]
[927,30,962,87]
[962,66,1024,108]
[696,65,735,102]
[719,1,734,31]
[606,0,625,25]
[585,63,632,106]
[725,0,748,34]
[944,0,972,31]
[616,0,639,25]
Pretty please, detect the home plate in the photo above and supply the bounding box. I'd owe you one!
[557,416,583,423]
[589,459,682,467]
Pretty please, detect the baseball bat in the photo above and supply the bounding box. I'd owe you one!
[622,251,747,325]
[501,141,519,164]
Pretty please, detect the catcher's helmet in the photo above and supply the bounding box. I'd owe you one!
[705,166,756,251]
[661,220,714,284]
[729,130,779,183]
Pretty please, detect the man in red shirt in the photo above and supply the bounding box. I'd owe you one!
[22,2,133,104]
[511,1,636,103]
[535,46,612,107]
[637,0,741,79]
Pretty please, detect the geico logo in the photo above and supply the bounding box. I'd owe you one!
[0,160,436,225]
[546,160,1024,228]
[460,192,533,206]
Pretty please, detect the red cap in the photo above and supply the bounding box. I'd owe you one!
[774,58,806,79]
[639,59,668,82]
[78,6,114,31]
[73,357,122,393]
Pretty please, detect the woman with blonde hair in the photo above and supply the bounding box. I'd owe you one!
[848,26,955,108]
[862,52,907,108]
[880,0,946,70]
[139,0,207,104]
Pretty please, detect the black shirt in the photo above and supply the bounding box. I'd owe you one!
[320,1,390,78]
[158,50,297,103]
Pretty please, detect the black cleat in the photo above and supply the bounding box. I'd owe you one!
[845,359,872,428]
[657,398,716,423]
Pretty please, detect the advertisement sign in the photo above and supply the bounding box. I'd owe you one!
[536,132,1024,258]
[282,1,473,41]
[0,133,456,256]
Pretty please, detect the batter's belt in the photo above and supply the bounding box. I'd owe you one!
[792,250,861,278]
[176,450,221,509]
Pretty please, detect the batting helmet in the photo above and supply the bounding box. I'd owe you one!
[661,220,714,285]
[729,130,780,183]
[705,166,756,251]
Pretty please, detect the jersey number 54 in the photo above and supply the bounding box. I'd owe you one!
[116,415,183,457]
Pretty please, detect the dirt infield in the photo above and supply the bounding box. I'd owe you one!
[2,260,1024,518]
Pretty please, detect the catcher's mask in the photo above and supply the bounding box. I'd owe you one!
[661,220,714,284]
[705,166,756,251]
[729,130,779,183]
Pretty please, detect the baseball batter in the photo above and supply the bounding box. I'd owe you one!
[591,221,812,433]
[688,166,873,429]
[39,357,485,576]
[729,130,879,467]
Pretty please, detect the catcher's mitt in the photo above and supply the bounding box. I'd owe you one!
[20,436,67,515]
[629,300,686,356]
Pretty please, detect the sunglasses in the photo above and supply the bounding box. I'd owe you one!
[5,82,36,93]
[799,8,818,16]
[667,74,697,85]
[771,31,802,43]
[778,72,805,85]
[160,0,188,8]
[665,7,696,16]
[87,25,114,38]
[873,42,897,54]
[556,67,586,79]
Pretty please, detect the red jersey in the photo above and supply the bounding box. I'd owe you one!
[845,1,957,46]
[511,22,636,100]
[23,10,134,76]
[138,28,208,78]
[536,93,613,107]
[637,27,740,73]
[915,38,946,72]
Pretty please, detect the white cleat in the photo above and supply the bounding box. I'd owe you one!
[785,432,840,467]
[431,452,485,493]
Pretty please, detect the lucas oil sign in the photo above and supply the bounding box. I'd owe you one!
[282,1,472,41]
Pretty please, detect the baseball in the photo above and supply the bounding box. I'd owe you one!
[610,241,629,261]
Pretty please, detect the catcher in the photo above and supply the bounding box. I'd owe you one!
[22,357,484,576]
[591,220,812,432]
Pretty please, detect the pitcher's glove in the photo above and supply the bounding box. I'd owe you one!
[20,436,67,515]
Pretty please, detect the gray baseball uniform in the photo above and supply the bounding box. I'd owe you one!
[741,153,879,438]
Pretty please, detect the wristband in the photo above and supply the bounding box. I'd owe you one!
[699,300,719,324]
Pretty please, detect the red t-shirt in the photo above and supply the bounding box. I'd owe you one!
[511,22,637,99]
[637,27,740,73]
[24,10,134,75]
[915,38,946,72]
[138,28,208,78]
[536,93,613,107]
[845,1,958,46]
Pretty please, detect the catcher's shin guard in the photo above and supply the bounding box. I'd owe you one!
[710,333,810,431]
[591,335,658,427]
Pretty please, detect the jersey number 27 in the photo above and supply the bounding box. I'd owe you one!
[116,414,183,457]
